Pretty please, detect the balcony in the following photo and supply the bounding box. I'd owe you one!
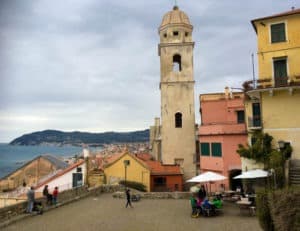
[247,116,262,130]
[242,75,300,91]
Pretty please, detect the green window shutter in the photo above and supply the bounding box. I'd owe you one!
[271,23,286,43]
[200,143,210,156]
[212,143,222,157]
[237,110,245,123]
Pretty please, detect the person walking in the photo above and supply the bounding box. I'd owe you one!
[52,186,59,206]
[125,188,133,208]
[26,186,35,213]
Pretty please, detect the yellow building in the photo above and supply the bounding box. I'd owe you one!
[104,152,151,191]
[243,8,300,172]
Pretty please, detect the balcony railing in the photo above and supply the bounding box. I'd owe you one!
[242,75,300,91]
[248,116,262,129]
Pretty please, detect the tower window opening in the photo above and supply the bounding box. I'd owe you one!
[163,33,167,38]
[173,31,179,36]
[175,112,182,128]
[173,54,182,72]
[185,32,189,37]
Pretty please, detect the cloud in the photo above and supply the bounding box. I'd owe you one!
[0,0,299,142]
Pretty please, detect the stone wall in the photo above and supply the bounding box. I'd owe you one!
[0,185,189,227]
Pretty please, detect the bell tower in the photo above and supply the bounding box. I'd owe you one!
[158,5,196,180]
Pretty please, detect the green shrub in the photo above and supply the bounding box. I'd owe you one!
[256,188,274,231]
[268,187,300,231]
[119,180,147,192]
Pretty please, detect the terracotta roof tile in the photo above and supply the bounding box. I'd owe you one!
[143,160,182,175]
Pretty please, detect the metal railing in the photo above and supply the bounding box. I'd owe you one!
[248,116,262,129]
[243,75,300,91]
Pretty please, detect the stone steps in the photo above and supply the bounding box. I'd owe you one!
[289,160,300,185]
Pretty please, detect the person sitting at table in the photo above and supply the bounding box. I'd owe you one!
[201,199,216,216]
[211,195,222,209]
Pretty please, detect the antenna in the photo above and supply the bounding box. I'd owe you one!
[251,53,256,89]
[175,0,178,6]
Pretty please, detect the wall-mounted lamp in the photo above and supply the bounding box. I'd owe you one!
[278,140,285,150]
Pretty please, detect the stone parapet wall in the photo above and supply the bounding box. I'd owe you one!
[0,185,189,226]
[113,191,191,199]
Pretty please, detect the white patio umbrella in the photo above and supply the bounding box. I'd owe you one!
[187,171,227,183]
[233,169,269,179]
[187,171,227,194]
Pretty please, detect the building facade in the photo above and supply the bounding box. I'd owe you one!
[150,5,197,182]
[243,8,300,171]
[199,89,247,190]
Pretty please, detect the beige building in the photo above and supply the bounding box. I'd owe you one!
[150,6,197,182]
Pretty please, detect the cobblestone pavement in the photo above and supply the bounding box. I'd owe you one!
[2,193,262,231]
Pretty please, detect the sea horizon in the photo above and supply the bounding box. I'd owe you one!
[0,143,92,178]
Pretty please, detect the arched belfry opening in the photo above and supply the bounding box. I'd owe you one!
[175,112,182,128]
[173,54,182,72]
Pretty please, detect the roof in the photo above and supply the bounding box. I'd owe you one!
[143,160,183,175]
[103,151,150,170]
[160,5,192,31]
[251,8,300,32]
[0,154,68,180]
[35,159,85,189]
[42,155,69,169]
[103,151,182,176]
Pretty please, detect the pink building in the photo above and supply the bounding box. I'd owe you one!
[198,88,247,191]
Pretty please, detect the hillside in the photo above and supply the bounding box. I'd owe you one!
[9,129,150,146]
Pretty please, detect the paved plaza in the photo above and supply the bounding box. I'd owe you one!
[2,193,262,231]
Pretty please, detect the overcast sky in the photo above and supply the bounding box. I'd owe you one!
[0,0,299,142]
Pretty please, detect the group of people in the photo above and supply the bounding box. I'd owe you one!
[26,184,59,214]
[190,185,222,217]
[42,185,59,206]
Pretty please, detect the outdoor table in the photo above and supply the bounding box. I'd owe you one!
[236,200,252,215]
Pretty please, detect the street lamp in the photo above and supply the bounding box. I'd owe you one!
[123,160,130,188]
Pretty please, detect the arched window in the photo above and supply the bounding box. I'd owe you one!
[173,54,182,72]
[175,112,182,128]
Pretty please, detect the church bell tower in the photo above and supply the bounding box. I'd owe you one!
[158,5,196,180]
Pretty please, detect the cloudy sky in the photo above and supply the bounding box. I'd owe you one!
[0,0,299,142]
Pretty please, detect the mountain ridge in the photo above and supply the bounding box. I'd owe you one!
[10,129,150,146]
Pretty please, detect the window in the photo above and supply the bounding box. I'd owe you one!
[154,177,166,187]
[185,32,189,37]
[173,54,182,72]
[237,110,245,123]
[271,23,286,43]
[252,103,261,127]
[175,112,182,128]
[163,33,167,38]
[200,143,210,156]
[173,31,179,36]
[212,143,222,157]
[273,58,288,87]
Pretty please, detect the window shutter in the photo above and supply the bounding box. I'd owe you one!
[212,143,222,157]
[200,143,210,156]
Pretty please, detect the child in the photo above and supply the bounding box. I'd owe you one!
[52,186,59,206]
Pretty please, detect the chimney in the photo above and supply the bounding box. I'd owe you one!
[224,86,230,99]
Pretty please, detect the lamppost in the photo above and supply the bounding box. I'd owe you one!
[123,160,130,189]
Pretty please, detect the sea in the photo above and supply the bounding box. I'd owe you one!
[0,143,93,178]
